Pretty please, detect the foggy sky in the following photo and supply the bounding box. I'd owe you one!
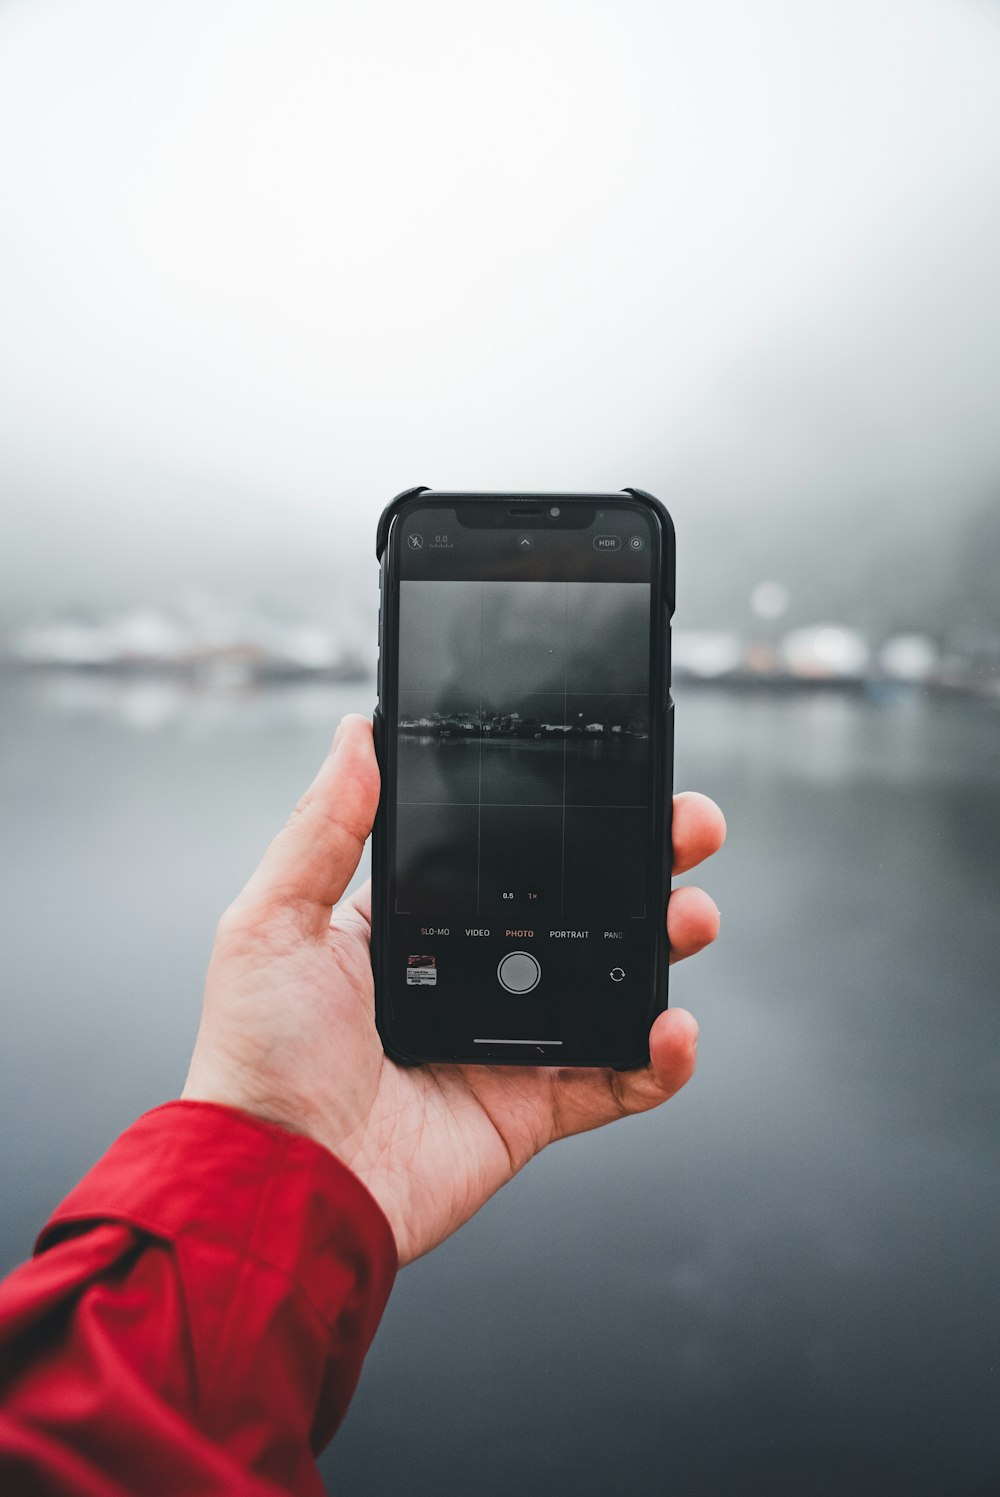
[398,580,649,709]
[1,0,999,626]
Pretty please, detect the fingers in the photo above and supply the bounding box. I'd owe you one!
[672,792,726,875]
[338,860,720,964]
[546,1007,699,1140]
[236,715,380,937]
[608,1007,699,1116]
[667,884,720,964]
[340,801,723,930]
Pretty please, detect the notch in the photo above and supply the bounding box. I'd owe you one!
[458,503,595,528]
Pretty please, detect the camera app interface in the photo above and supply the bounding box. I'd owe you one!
[387,503,658,1060]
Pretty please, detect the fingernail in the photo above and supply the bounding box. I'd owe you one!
[331,719,347,753]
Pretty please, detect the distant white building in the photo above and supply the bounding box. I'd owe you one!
[781,626,870,679]
[673,630,743,678]
[879,634,938,682]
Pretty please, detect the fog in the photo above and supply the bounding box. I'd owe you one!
[1,0,999,625]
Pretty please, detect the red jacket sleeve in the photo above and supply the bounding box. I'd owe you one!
[0,1100,397,1496]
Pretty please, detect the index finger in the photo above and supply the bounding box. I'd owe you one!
[672,791,726,875]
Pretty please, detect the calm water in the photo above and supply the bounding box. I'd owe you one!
[1,674,998,1496]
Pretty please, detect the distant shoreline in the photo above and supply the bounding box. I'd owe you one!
[0,657,368,685]
[0,658,996,702]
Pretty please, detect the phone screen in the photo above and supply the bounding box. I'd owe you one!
[382,496,665,1064]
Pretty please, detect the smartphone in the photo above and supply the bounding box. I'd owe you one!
[372,488,674,1069]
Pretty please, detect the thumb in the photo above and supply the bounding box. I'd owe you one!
[236,714,380,936]
[608,1008,700,1117]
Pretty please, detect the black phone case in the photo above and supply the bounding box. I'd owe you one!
[372,488,675,1070]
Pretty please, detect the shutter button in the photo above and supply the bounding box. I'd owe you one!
[497,952,541,994]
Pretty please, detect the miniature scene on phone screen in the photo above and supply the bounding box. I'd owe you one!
[395,578,651,923]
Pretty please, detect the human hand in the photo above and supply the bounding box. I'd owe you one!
[182,715,725,1265]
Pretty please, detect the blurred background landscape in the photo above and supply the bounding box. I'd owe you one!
[1,2,998,1494]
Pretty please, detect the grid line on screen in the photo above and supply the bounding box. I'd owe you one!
[560,582,568,919]
[477,581,483,917]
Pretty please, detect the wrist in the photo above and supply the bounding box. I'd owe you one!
[180,1062,348,1163]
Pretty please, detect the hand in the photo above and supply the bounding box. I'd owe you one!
[183,715,725,1265]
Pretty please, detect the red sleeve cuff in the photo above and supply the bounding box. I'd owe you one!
[38,1099,398,1325]
[35,1100,398,1448]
